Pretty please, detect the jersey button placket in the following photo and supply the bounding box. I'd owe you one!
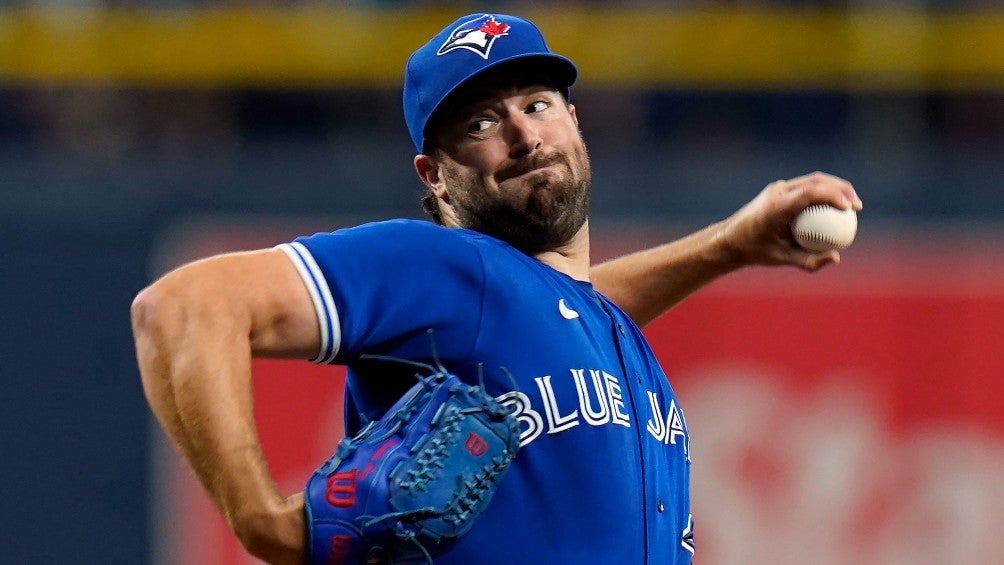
[598,295,654,560]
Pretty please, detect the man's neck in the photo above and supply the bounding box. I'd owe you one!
[532,221,591,282]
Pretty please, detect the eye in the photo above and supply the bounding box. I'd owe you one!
[468,118,496,133]
[527,100,549,113]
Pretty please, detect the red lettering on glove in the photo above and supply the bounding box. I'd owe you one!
[465,432,488,456]
[327,533,352,564]
[325,470,357,508]
[359,438,398,480]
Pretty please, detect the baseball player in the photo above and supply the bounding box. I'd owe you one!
[132,12,862,565]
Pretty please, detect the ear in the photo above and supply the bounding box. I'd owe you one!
[414,154,450,201]
[568,104,579,128]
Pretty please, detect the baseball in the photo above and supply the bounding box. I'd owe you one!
[791,204,857,252]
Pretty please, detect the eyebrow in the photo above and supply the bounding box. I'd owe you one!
[452,86,561,118]
[426,84,565,149]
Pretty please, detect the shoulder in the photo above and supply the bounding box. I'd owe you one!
[308,219,522,261]
[341,218,444,237]
[356,219,506,249]
[287,219,518,285]
[306,219,485,249]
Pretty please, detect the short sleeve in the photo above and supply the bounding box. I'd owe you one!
[277,220,485,364]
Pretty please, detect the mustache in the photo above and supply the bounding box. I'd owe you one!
[496,152,568,183]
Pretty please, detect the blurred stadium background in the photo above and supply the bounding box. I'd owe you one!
[3,2,1003,564]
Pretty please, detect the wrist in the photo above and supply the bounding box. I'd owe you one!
[234,495,305,565]
[706,218,748,272]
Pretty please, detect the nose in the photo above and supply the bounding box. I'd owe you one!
[505,113,542,159]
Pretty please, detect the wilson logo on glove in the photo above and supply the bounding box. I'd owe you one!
[325,470,358,508]
[328,534,352,564]
[304,355,520,565]
[465,432,489,456]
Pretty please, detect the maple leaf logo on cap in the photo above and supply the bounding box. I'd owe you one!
[479,18,510,37]
[437,15,511,60]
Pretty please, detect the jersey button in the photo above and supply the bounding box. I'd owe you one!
[657,499,665,513]
[617,323,626,336]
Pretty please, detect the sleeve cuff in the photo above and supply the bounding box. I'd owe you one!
[276,242,341,364]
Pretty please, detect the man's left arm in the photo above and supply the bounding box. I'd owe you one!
[592,172,863,328]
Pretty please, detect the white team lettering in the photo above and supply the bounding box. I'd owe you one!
[535,375,580,434]
[604,372,631,427]
[646,391,689,454]
[496,369,692,449]
[646,391,668,442]
[679,403,692,463]
[496,391,544,447]
[571,369,610,425]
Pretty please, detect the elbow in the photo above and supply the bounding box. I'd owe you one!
[131,283,169,342]
[130,286,156,335]
[130,282,182,389]
[131,274,191,339]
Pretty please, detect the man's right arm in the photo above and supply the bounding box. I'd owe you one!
[130,247,319,564]
[592,172,863,327]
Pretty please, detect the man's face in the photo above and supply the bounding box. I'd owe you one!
[430,84,591,253]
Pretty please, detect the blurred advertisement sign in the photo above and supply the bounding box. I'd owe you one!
[652,261,1004,565]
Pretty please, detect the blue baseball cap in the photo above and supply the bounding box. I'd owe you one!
[403,13,578,154]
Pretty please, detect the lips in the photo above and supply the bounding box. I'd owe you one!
[497,154,564,183]
[509,163,556,182]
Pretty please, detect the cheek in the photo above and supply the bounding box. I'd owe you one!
[442,165,490,209]
[454,142,505,170]
[453,158,505,191]
[563,139,589,178]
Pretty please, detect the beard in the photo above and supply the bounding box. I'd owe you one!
[442,145,592,254]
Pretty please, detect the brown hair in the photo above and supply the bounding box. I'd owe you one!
[420,189,444,225]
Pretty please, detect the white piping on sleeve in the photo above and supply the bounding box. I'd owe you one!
[276,242,341,364]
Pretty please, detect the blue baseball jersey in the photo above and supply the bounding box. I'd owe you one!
[278,219,694,564]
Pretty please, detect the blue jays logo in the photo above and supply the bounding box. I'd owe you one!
[437,15,511,60]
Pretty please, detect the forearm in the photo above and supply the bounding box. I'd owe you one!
[131,266,303,562]
[170,335,276,524]
[593,174,863,328]
[591,220,742,328]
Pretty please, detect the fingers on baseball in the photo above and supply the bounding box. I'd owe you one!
[767,179,788,192]
[800,249,839,272]
[785,172,861,212]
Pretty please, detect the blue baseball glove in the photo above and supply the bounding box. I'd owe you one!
[305,361,520,564]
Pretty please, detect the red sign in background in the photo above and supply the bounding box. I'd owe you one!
[153,229,1004,565]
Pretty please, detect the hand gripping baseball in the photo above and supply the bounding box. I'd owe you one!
[304,358,520,565]
[722,172,863,272]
